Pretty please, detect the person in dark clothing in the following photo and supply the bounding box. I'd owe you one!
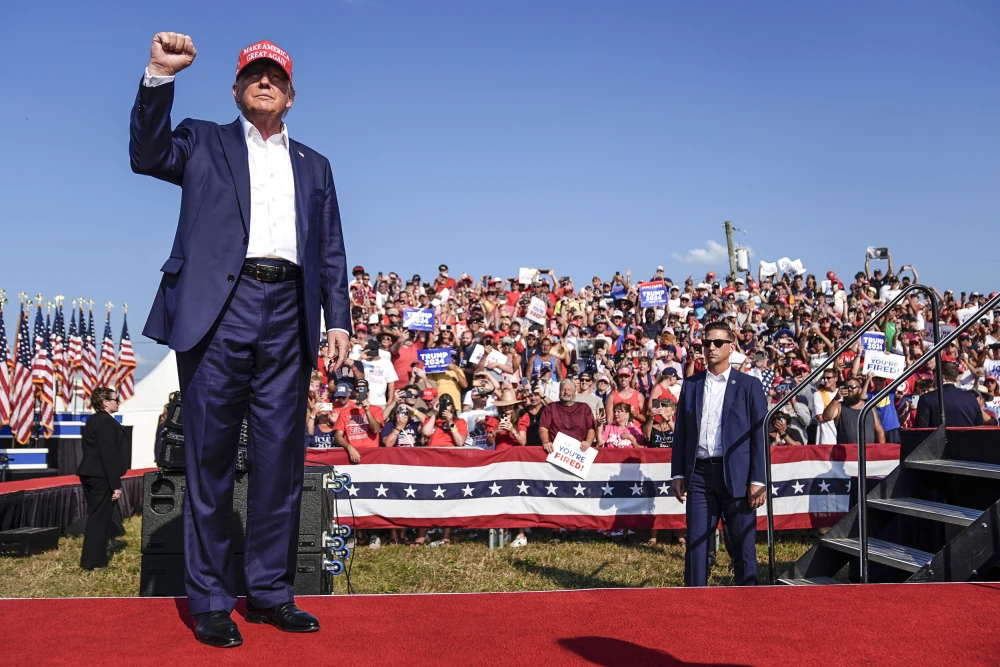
[822,375,886,444]
[915,361,985,428]
[78,387,128,570]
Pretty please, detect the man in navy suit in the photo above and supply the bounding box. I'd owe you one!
[130,33,352,647]
[671,322,767,587]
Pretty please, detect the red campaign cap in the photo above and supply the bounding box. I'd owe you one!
[826,271,837,280]
[421,388,438,401]
[237,40,293,82]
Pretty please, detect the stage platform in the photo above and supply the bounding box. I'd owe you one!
[3,583,998,666]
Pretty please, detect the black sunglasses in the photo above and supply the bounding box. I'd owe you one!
[704,339,732,349]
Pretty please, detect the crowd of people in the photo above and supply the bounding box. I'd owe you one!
[306,255,997,455]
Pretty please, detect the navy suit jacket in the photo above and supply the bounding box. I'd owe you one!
[914,384,984,428]
[129,79,351,356]
[671,368,768,498]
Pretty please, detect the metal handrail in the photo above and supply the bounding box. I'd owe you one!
[762,283,941,583]
[855,291,1000,582]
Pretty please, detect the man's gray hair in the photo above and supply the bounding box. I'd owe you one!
[560,379,577,391]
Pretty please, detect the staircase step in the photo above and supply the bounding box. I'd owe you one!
[821,537,934,573]
[777,577,841,586]
[868,497,982,526]
[906,459,1000,479]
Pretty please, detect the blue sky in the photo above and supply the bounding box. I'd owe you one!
[4,0,998,376]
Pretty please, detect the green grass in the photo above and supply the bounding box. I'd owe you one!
[0,517,814,598]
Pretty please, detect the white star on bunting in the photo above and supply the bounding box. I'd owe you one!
[573,483,586,496]
[375,484,388,497]
[792,481,804,494]
[658,482,671,495]
[602,483,614,496]
[517,481,530,494]
[347,484,359,497]
[489,482,502,495]
[545,483,558,496]
[404,485,417,498]
[462,484,474,497]
[630,483,643,496]
[433,486,446,498]
[818,480,831,493]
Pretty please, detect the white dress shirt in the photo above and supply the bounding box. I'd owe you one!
[697,366,732,459]
[141,69,349,336]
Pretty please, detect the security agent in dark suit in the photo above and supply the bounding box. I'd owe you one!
[78,387,127,570]
[915,361,984,428]
[671,322,768,587]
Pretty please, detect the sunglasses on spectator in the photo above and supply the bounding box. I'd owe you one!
[703,339,731,348]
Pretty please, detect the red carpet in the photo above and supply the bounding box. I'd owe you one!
[3,584,999,666]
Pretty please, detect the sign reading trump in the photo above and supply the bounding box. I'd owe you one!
[403,308,435,332]
[418,348,453,373]
[639,281,667,308]
[860,332,886,353]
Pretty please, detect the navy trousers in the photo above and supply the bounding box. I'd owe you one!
[684,459,758,587]
[176,269,310,615]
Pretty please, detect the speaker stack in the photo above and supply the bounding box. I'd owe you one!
[141,393,351,598]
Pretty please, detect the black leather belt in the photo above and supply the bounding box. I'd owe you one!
[241,260,300,283]
[696,457,724,465]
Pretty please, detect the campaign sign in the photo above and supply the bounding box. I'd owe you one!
[789,259,807,276]
[639,281,667,308]
[759,261,778,277]
[526,297,548,325]
[860,332,886,353]
[820,279,833,295]
[610,283,627,300]
[403,308,436,331]
[519,267,536,285]
[418,348,453,373]
[983,358,1000,379]
[777,257,793,275]
[862,351,906,380]
[546,432,599,479]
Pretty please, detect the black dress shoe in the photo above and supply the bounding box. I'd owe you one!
[194,611,243,648]
[245,602,320,633]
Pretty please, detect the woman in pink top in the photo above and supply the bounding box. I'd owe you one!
[597,402,645,448]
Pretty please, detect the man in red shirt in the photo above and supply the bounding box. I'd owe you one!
[434,264,457,293]
[390,329,423,387]
[332,382,384,463]
[539,379,597,453]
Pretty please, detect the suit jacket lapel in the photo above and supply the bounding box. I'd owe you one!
[694,373,705,432]
[288,139,308,264]
[219,120,251,236]
[721,369,739,425]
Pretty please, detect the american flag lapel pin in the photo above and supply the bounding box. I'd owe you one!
[297,150,305,158]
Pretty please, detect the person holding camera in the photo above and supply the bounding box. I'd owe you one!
[381,401,424,448]
[597,402,645,448]
[332,381,384,464]
[421,393,468,447]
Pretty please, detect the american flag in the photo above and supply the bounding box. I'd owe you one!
[306,445,901,531]
[116,313,136,402]
[67,303,82,372]
[31,305,55,437]
[79,306,97,401]
[97,311,117,389]
[0,306,10,427]
[51,301,70,404]
[10,305,36,445]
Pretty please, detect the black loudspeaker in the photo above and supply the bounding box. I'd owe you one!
[141,471,248,556]
[297,470,331,553]
[0,527,60,557]
[139,470,332,596]
[292,553,333,595]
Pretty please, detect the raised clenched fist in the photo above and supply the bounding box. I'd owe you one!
[148,32,196,76]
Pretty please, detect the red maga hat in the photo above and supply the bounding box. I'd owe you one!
[237,40,293,82]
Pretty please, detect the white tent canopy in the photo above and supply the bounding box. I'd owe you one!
[118,351,179,469]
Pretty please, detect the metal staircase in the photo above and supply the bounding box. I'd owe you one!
[780,425,1000,584]
[779,290,1000,585]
